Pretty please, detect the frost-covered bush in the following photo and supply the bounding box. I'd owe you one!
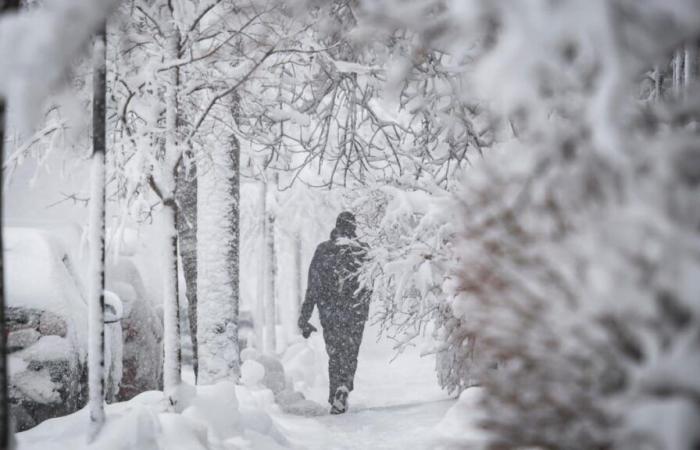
[107,258,163,401]
[427,1,700,449]
[349,179,459,352]
[4,227,125,430]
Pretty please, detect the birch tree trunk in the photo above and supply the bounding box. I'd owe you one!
[160,200,181,402]
[0,3,20,447]
[291,232,303,335]
[196,132,241,384]
[673,48,684,96]
[254,182,265,350]
[161,21,182,406]
[87,25,108,442]
[684,42,697,90]
[653,65,663,102]
[0,104,9,450]
[176,161,197,380]
[264,175,278,354]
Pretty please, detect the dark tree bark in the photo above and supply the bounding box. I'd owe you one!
[176,161,198,380]
[0,3,21,448]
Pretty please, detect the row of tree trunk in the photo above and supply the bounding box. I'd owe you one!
[0,5,308,444]
[1,3,23,450]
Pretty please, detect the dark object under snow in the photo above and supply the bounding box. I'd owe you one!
[298,211,371,407]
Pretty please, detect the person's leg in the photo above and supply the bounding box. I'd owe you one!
[349,327,364,392]
[324,328,342,405]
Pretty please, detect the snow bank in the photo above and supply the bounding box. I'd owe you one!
[242,346,326,417]
[241,359,266,388]
[17,381,289,450]
[5,227,87,344]
[281,337,326,395]
[430,388,489,449]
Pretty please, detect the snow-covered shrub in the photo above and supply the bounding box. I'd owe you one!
[350,179,459,351]
[242,346,326,416]
[430,387,489,449]
[241,359,266,388]
[418,1,700,449]
[107,258,163,401]
[5,227,124,430]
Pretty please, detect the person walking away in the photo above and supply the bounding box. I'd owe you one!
[298,212,371,414]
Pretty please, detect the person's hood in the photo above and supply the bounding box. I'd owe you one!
[330,227,356,241]
[332,211,357,240]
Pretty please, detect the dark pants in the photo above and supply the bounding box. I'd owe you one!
[322,321,365,405]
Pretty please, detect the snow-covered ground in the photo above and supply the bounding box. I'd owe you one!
[273,323,455,450]
[16,317,461,450]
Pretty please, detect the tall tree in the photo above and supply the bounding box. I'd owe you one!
[673,48,684,95]
[0,3,20,448]
[196,124,241,383]
[263,178,277,354]
[291,231,303,334]
[684,41,697,91]
[255,181,266,350]
[87,24,108,441]
[160,12,182,405]
[176,162,198,380]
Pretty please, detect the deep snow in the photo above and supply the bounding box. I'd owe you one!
[16,316,460,450]
[272,322,455,450]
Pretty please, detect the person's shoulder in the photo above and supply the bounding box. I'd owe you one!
[314,240,335,254]
[317,239,334,249]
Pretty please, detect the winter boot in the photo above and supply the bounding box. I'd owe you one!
[330,385,349,414]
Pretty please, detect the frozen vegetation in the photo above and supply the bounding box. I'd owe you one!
[0,0,699,449]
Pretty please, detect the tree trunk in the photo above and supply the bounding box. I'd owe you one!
[254,182,265,350]
[291,231,303,335]
[87,24,108,442]
[673,48,684,96]
[0,103,9,450]
[264,175,277,354]
[161,22,182,406]
[684,42,697,91]
[176,161,197,381]
[161,201,181,401]
[0,3,20,447]
[653,65,663,102]
[196,133,241,384]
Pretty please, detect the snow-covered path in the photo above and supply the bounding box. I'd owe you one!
[274,323,455,450]
[276,398,453,450]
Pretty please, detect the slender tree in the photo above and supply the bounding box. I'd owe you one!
[673,48,684,96]
[263,176,278,354]
[684,41,697,92]
[87,24,108,442]
[0,3,21,448]
[255,181,266,350]
[291,231,303,335]
[160,15,182,405]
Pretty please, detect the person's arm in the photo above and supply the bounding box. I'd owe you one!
[298,246,321,337]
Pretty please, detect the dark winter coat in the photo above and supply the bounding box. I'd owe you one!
[299,229,370,333]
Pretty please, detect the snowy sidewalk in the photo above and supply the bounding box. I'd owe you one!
[276,398,453,450]
[274,325,455,450]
